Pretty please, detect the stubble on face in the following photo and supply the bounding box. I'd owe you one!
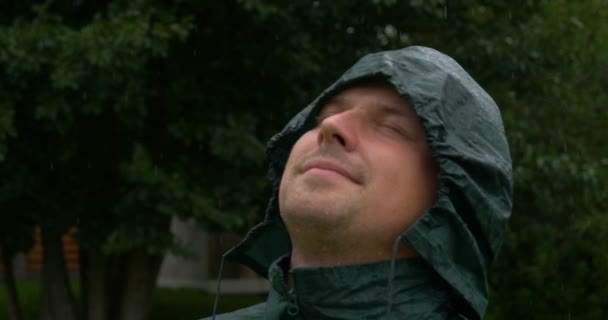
[278,82,437,267]
[279,140,365,232]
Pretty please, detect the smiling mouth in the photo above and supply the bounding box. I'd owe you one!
[302,159,358,183]
[307,167,350,180]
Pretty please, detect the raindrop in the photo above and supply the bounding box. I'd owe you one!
[443,5,447,19]
[312,1,320,7]
[384,24,397,38]
[570,16,584,29]
[50,161,54,170]
[154,166,158,176]
[346,26,355,34]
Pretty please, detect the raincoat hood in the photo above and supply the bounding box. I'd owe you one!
[218,46,513,319]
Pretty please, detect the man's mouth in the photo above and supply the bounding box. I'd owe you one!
[302,159,359,183]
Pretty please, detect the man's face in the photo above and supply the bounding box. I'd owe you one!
[279,83,437,246]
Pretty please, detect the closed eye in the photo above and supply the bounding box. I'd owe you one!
[315,111,340,125]
[315,102,348,125]
[315,113,327,124]
[380,122,412,140]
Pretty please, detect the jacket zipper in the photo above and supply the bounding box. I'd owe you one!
[286,288,300,317]
[277,268,300,318]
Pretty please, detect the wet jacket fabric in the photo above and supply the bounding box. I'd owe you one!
[209,256,462,319]
[204,46,513,320]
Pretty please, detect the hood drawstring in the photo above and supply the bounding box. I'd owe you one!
[211,237,227,320]
[386,233,404,315]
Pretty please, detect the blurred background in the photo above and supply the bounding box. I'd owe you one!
[0,1,607,319]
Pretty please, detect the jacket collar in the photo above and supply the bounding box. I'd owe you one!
[265,255,456,319]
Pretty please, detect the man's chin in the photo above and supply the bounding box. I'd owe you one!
[282,197,355,225]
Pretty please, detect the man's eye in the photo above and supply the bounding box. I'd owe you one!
[315,112,336,124]
[384,125,403,134]
[315,114,326,124]
[381,123,410,138]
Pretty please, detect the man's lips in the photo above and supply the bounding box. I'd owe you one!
[302,159,359,183]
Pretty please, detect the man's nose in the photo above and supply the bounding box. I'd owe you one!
[317,111,359,152]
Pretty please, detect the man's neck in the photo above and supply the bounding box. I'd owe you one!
[289,239,417,269]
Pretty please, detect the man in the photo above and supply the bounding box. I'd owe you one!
[205,46,513,319]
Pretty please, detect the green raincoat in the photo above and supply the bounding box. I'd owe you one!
[203,46,513,320]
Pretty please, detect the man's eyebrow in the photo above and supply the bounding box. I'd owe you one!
[316,98,348,121]
[320,95,414,119]
[320,96,349,112]
[372,102,412,119]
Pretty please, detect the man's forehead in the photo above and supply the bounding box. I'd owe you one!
[321,83,415,118]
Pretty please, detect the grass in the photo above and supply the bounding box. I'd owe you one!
[0,280,265,320]
[151,288,265,320]
[0,280,41,320]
